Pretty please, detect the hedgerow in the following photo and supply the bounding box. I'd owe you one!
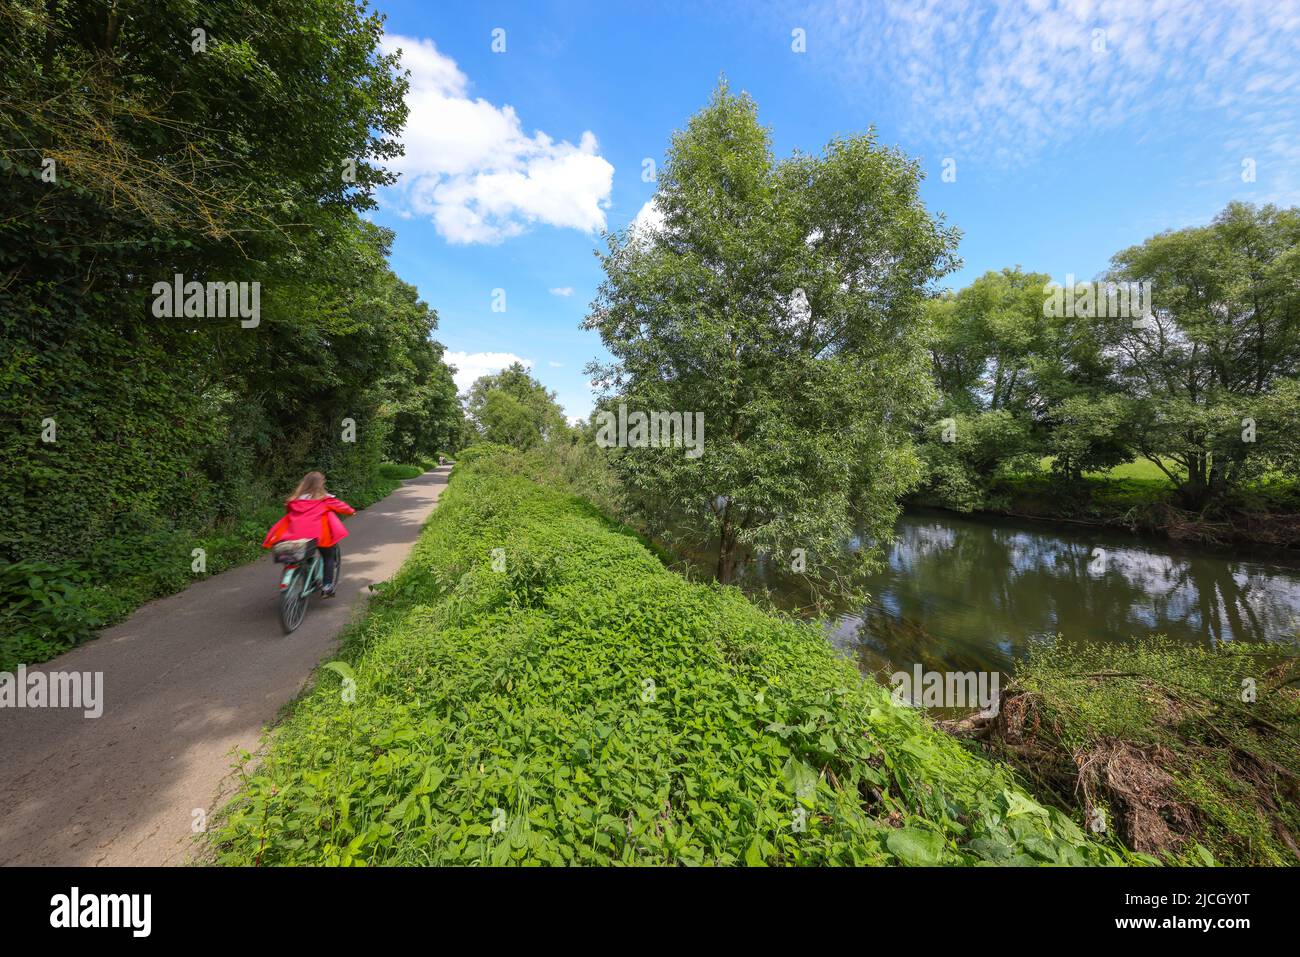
[0,471,408,672]
[213,452,1134,866]
[0,1,461,669]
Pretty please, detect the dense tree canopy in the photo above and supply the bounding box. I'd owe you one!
[0,0,461,572]
[918,202,1300,512]
[464,362,567,451]
[1108,202,1300,506]
[586,82,959,584]
[920,266,1128,501]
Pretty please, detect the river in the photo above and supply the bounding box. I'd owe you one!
[698,508,1300,680]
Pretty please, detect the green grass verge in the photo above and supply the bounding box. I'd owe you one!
[210,453,1134,866]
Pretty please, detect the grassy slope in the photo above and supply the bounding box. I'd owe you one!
[212,456,1133,866]
[989,640,1300,866]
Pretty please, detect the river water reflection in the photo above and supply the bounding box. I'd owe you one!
[726,509,1300,678]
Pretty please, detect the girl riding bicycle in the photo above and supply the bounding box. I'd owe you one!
[262,471,355,598]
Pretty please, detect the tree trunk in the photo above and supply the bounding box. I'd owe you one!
[715,506,736,584]
[1180,455,1212,509]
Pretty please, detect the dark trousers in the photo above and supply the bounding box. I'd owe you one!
[319,544,340,590]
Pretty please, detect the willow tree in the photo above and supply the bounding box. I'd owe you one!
[465,362,567,451]
[585,82,959,585]
[1108,202,1300,507]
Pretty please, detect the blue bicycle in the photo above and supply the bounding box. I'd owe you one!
[271,539,337,633]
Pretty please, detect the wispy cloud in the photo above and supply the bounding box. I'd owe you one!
[548,286,575,297]
[378,35,614,243]
[797,0,1300,188]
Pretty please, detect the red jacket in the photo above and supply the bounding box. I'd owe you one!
[263,496,355,549]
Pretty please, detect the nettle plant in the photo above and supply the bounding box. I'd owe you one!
[0,559,103,671]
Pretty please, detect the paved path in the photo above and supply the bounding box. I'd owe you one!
[0,467,450,865]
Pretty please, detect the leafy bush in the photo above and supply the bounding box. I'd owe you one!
[917,409,1039,512]
[378,462,425,482]
[211,457,1131,866]
[459,435,626,521]
[449,442,516,471]
[0,559,103,670]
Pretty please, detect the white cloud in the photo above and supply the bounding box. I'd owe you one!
[380,34,615,243]
[802,0,1300,176]
[548,286,574,297]
[630,199,666,240]
[444,350,533,392]
[548,360,564,367]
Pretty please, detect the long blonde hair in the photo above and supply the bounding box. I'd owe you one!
[287,471,327,508]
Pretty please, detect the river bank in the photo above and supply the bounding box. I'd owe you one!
[927,470,1300,551]
[950,639,1300,866]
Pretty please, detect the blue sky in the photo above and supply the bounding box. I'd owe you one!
[366,0,1300,420]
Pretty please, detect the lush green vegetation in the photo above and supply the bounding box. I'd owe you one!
[0,468,412,672]
[916,208,1300,541]
[0,1,462,667]
[377,462,429,482]
[212,449,1132,866]
[585,82,955,590]
[983,639,1300,866]
[463,363,568,451]
[7,6,1293,871]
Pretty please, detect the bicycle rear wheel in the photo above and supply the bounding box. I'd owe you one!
[280,567,308,634]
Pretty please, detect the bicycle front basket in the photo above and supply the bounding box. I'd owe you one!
[272,539,312,564]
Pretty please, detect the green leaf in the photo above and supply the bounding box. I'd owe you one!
[322,661,357,685]
[886,827,946,866]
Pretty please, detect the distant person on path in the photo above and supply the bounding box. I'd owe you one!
[262,471,354,597]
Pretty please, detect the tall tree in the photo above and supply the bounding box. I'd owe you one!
[465,363,566,451]
[0,0,456,566]
[1108,202,1300,506]
[926,267,1052,414]
[586,82,958,584]
[922,267,1132,497]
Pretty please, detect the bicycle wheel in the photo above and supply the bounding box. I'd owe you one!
[279,567,308,634]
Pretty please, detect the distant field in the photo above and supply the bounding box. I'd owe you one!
[1034,456,1181,483]
[1020,456,1297,509]
[1089,458,1181,482]
[1009,457,1183,510]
